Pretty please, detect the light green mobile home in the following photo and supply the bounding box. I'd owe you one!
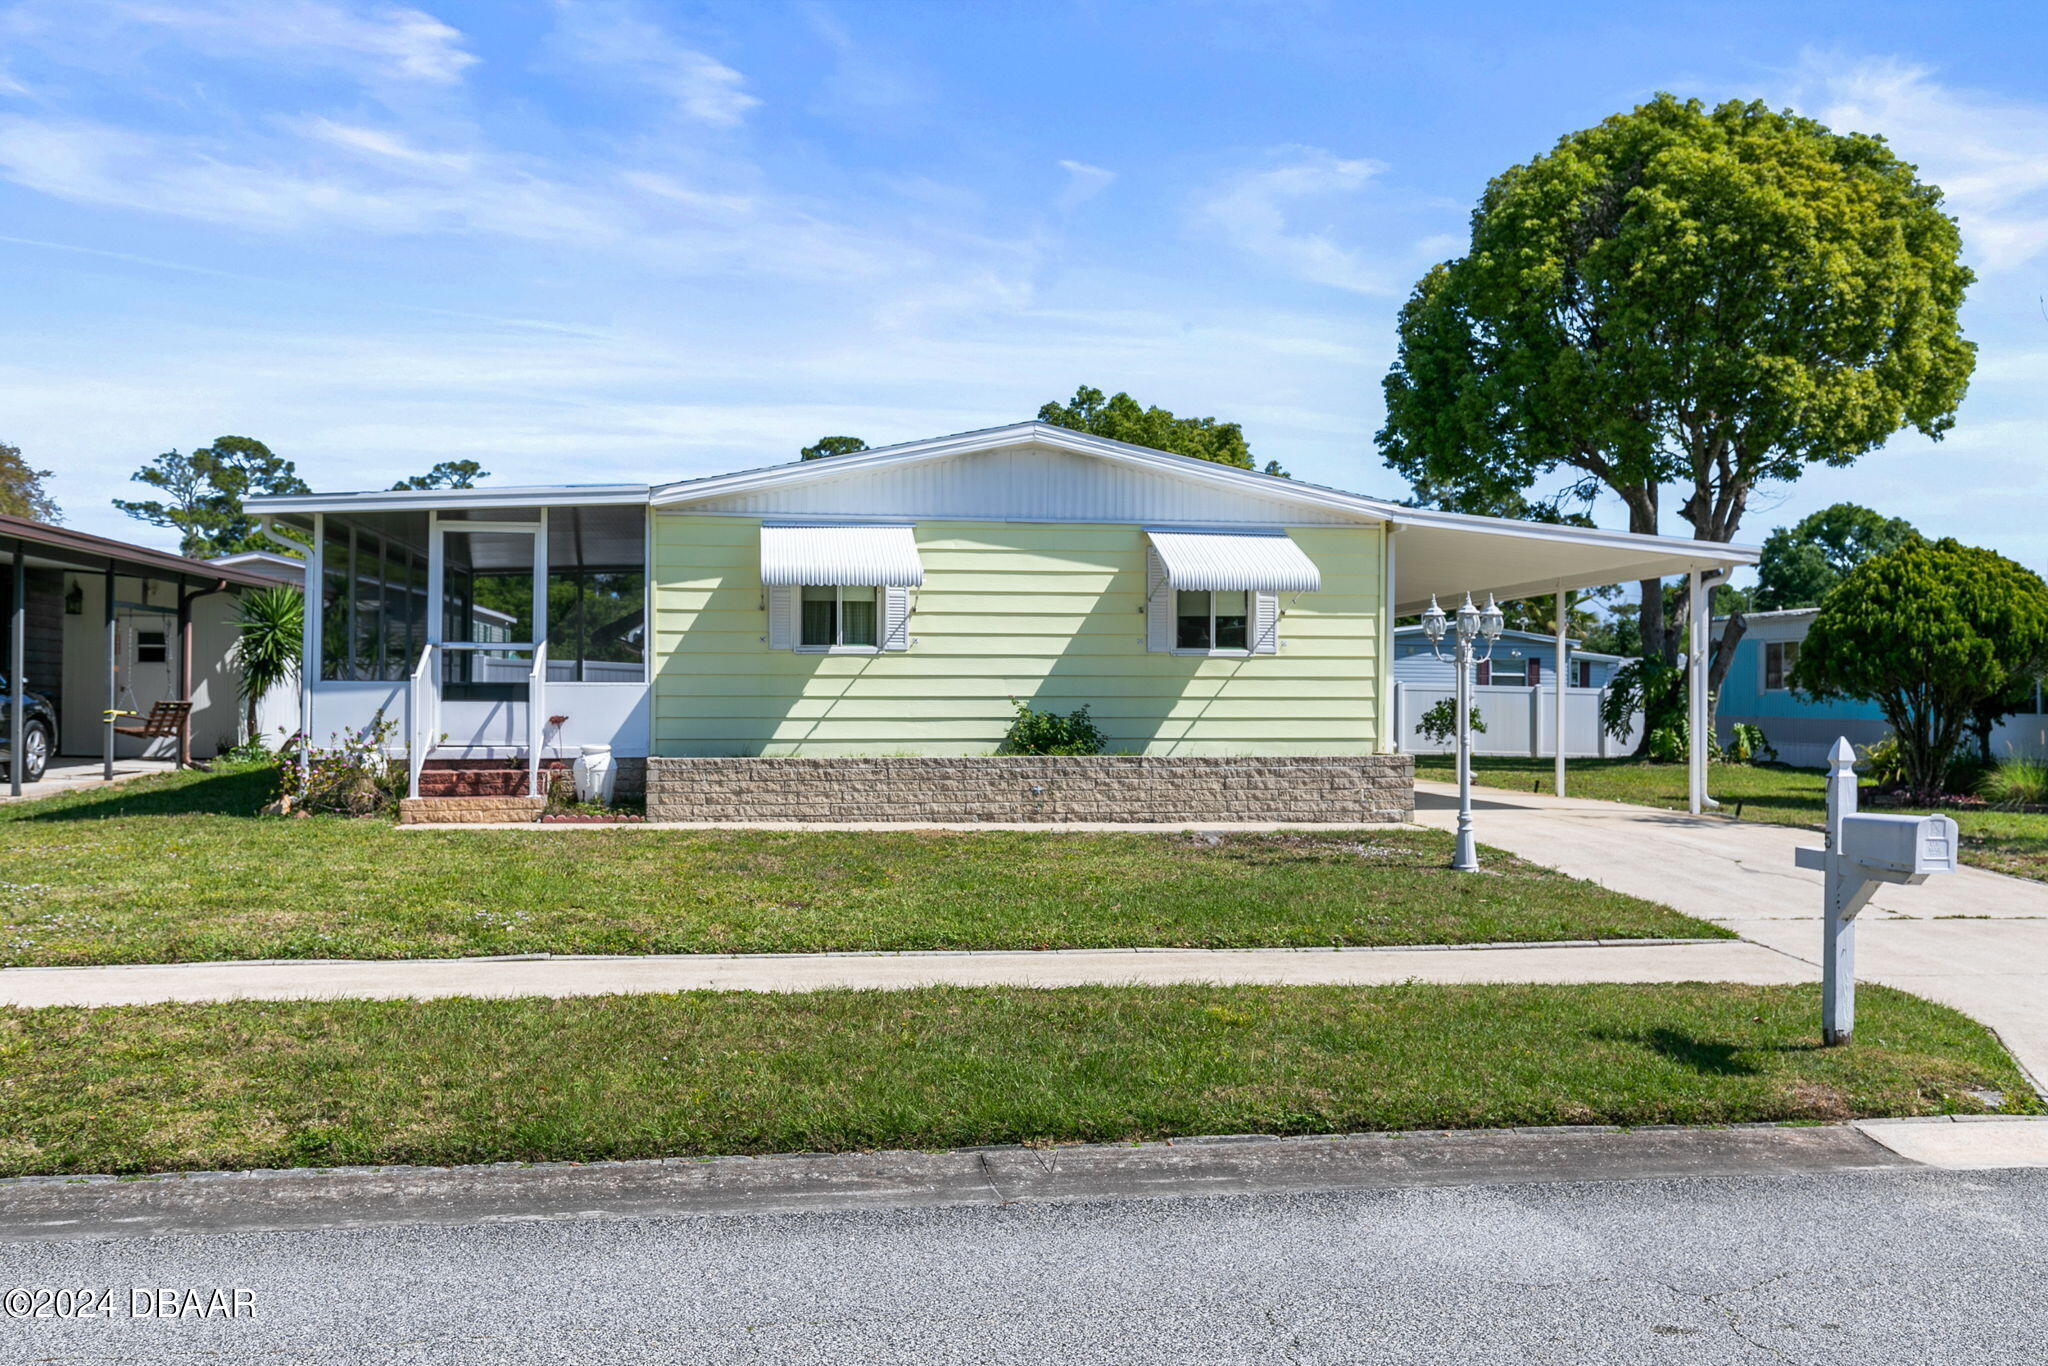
[253,420,1755,817]
[651,517,1387,757]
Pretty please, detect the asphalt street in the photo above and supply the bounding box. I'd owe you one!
[4,1165,2044,1364]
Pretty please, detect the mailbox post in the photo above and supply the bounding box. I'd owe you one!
[1794,737,1959,1045]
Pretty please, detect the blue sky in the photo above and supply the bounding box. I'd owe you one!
[2,0,2044,580]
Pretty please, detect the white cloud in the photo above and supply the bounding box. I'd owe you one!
[548,0,758,127]
[1782,51,2048,272]
[1055,159,1115,212]
[1194,147,1398,294]
[97,0,476,84]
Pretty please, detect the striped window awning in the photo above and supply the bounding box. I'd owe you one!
[1146,530,1320,593]
[759,524,924,588]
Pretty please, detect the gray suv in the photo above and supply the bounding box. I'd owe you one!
[0,676,57,783]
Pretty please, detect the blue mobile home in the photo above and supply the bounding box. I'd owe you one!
[1715,608,2048,768]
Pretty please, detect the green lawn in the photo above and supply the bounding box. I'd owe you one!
[0,982,2027,1177]
[1415,755,2048,882]
[0,763,1721,967]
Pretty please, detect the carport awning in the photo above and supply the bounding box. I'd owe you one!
[1388,510,1758,614]
[1146,530,1322,593]
[759,524,924,588]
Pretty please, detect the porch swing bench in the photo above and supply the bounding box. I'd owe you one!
[109,699,194,768]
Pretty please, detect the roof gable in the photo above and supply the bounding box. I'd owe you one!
[651,422,1383,527]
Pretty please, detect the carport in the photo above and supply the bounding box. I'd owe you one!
[1383,505,1758,815]
[2,514,276,797]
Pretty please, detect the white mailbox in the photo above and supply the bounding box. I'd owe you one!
[1794,739,1960,1046]
[1837,812,1959,879]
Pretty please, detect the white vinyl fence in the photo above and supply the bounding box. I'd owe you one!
[1392,682,1644,758]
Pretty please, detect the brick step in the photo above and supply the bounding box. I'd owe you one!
[398,796,546,826]
[416,759,571,797]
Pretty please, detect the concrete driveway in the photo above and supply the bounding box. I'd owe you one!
[1416,780,2048,1087]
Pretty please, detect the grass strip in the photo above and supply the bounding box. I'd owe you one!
[0,982,2029,1177]
[0,764,1721,967]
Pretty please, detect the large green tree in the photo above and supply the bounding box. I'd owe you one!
[1039,386,1284,474]
[1753,503,1918,611]
[801,436,869,461]
[115,436,309,558]
[392,460,488,491]
[0,441,59,522]
[1794,538,2048,799]
[1378,93,1975,692]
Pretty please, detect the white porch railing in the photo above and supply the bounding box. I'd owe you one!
[407,642,439,800]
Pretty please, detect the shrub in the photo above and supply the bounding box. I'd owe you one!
[1979,759,2048,810]
[1601,658,1686,749]
[1415,699,1485,746]
[1726,723,1776,765]
[1857,734,1906,789]
[1000,699,1107,756]
[280,713,406,816]
[1645,717,1722,765]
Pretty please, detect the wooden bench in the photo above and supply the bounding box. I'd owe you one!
[111,700,193,767]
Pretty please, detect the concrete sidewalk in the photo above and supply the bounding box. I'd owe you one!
[0,938,1805,1008]
[1415,779,2048,1085]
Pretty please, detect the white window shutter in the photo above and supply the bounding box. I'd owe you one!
[766,585,795,649]
[882,586,911,650]
[1146,547,1173,653]
[1252,590,1280,654]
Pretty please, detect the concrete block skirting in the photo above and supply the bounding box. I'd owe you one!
[646,754,1414,824]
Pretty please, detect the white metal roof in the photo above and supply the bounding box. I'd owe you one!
[247,421,1758,607]
[759,524,924,588]
[1147,530,1322,593]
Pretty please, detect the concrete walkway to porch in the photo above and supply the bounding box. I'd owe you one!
[1413,780,2048,1087]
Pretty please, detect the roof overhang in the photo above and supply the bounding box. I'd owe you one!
[760,524,924,588]
[1388,511,1757,615]
[1147,530,1321,594]
[0,513,277,590]
[250,484,651,517]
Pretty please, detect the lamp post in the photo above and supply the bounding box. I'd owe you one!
[1422,592,1505,871]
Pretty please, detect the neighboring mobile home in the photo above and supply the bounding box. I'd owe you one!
[251,423,1753,822]
[1715,609,2048,769]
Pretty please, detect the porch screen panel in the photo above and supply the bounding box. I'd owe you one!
[547,506,646,682]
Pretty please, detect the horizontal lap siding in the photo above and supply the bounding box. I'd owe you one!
[651,517,1382,756]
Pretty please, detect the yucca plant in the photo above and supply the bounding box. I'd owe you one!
[231,584,304,746]
[1979,758,2048,810]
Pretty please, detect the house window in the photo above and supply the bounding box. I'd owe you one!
[1176,590,1250,652]
[136,629,168,664]
[1490,657,1528,686]
[1764,640,1799,691]
[801,585,878,649]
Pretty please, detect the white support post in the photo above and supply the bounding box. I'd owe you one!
[529,508,548,798]
[1688,569,1707,815]
[1378,527,1397,755]
[1821,738,1858,1044]
[299,513,323,779]
[1554,588,1569,796]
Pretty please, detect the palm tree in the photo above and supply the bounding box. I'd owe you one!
[231,585,303,746]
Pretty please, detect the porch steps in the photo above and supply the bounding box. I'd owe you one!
[398,795,546,825]
[415,759,571,798]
